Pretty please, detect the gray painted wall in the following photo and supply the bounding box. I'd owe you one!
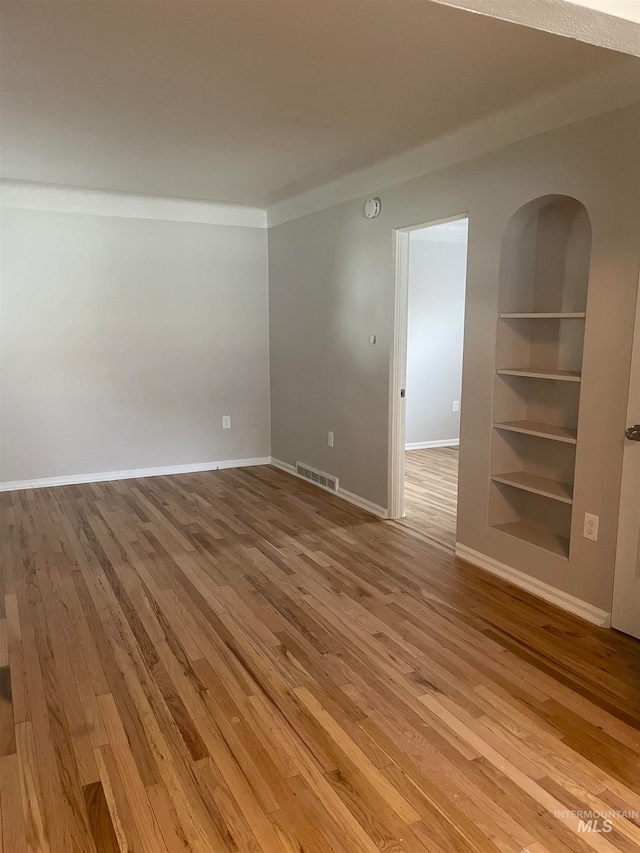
[269,103,640,611]
[0,209,270,482]
[406,228,467,446]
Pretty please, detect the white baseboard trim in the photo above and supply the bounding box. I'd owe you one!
[336,487,389,519]
[455,543,611,627]
[270,458,389,519]
[0,456,272,493]
[269,457,297,477]
[406,439,459,450]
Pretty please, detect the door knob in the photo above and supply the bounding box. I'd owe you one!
[625,424,640,441]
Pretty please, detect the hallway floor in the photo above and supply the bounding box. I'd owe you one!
[400,447,459,552]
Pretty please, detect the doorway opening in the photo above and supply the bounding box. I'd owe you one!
[389,215,469,551]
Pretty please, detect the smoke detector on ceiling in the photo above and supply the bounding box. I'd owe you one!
[364,197,381,219]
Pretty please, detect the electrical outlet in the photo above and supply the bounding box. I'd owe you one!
[222,416,231,429]
[583,513,599,542]
[328,431,334,447]
[248,414,256,427]
[453,401,460,412]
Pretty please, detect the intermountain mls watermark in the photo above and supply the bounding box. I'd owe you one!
[555,809,639,834]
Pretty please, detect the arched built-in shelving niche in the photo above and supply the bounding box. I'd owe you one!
[490,196,592,558]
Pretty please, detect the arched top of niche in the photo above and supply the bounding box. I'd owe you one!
[499,195,592,314]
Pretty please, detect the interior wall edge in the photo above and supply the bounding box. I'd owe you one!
[455,542,612,626]
[0,456,273,493]
[0,179,268,228]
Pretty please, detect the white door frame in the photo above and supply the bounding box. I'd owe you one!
[388,213,469,519]
[611,271,640,638]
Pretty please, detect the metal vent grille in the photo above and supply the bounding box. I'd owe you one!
[295,462,338,493]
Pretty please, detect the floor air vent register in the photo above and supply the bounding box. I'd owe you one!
[295,462,338,493]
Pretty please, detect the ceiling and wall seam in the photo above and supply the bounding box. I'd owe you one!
[3,65,637,232]
[266,61,640,226]
[0,181,267,228]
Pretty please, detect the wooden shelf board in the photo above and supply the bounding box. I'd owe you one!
[499,312,586,319]
[491,471,573,504]
[493,420,577,444]
[497,368,581,382]
[492,520,570,559]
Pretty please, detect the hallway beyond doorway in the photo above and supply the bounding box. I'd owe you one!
[398,447,458,551]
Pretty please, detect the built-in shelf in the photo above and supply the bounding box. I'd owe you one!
[493,420,577,444]
[499,312,586,319]
[491,471,573,504]
[496,368,581,382]
[491,195,591,558]
[493,520,570,559]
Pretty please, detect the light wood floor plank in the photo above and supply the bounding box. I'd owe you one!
[1,455,639,851]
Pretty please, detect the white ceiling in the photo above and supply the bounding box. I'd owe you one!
[432,0,640,53]
[0,0,635,207]
[563,0,640,24]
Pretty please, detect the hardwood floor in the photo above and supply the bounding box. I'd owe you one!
[1,463,640,852]
[401,447,459,551]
